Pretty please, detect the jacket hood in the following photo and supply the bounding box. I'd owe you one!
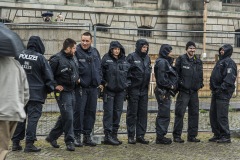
[108,41,125,59]
[159,44,174,65]
[135,39,149,57]
[27,36,45,55]
[159,44,172,58]
[219,44,233,60]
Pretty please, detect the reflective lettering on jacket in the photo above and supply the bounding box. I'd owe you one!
[19,53,38,61]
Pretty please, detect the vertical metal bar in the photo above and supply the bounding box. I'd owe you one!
[94,25,97,48]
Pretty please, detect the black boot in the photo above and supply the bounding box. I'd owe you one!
[156,136,172,145]
[136,136,149,144]
[66,142,75,151]
[112,132,122,145]
[83,135,96,147]
[24,142,41,152]
[128,137,136,144]
[103,132,119,145]
[12,141,22,151]
[74,134,83,147]
[45,136,60,148]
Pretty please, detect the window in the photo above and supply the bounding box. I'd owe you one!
[93,24,109,32]
[222,0,232,3]
[0,18,12,23]
[235,29,240,47]
[137,26,152,37]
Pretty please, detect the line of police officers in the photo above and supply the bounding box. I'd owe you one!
[11,32,237,152]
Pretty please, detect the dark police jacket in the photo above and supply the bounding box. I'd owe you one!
[101,41,131,92]
[127,41,152,95]
[175,53,203,93]
[75,44,102,88]
[17,36,54,103]
[49,51,79,91]
[210,44,237,100]
[154,44,178,91]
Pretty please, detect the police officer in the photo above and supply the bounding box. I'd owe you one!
[101,41,130,145]
[126,39,152,144]
[73,32,102,146]
[12,36,54,152]
[154,44,178,144]
[46,38,80,151]
[209,44,237,143]
[173,41,204,143]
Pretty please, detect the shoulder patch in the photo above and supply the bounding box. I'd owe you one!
[227,68,232,73]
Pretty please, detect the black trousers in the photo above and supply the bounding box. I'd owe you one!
[155,92,171,138]
[48,91,75,145]
[102,90,125,134]
[12,101,42,143]
[126,93,148,138]
[74,87,98,136]
[173,91,199,138]
[210,94,230,138]
[73,87,82,136]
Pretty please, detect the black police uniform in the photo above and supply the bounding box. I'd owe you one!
[12,36,54,151]
[126,39,152,142]
[47,50,79,147]
[101,41,130,144]
[154,44,178,143]
[173,53,203,140]
[73,44,102,145]
[210,44,237,141]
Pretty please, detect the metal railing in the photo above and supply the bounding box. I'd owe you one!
[3,23,240,135]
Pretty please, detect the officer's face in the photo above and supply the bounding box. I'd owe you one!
[112,48,120,58]
[186,45,196,57]
[168,51,174,58]
[220,48,224,55]
[141,45,148,53]
[81,35,92,50]
[66,44,76,56]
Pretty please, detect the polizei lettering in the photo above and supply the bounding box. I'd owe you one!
[19,54,38,61]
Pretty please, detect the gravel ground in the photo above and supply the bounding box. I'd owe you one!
[6,132,240,160]
[6,110,240,160]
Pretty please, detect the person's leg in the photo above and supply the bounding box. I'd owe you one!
[0,121,17,160]
[187,92,200,142]
[82,88,98,146]
[103,93,114,134]
[102,93,119,145]
[73,87,82,137]
[155,92,172,144]
[136,94,149,144]
[24,102,42,152]
[216,99,231,143]
[209,94,221,142]
[173,91,189,142]
[112,91,125,144]
[126,93,139,144]
[11,105,28,151]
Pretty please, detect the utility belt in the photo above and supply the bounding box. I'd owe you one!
[179,88,197,95]
[154,87,177,98]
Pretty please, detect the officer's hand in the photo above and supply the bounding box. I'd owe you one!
[56,85,64,92]
[98,85,104,92]
[77,79,80,84]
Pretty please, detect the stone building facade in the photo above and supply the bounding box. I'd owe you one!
[0,0,240,62]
